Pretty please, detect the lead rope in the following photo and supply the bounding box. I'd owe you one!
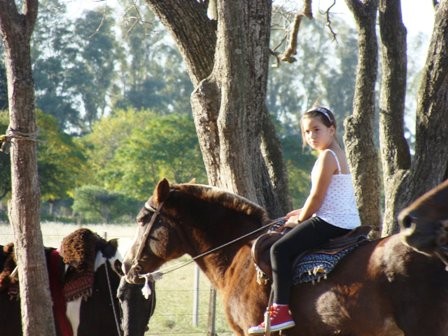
[105,259,123,336]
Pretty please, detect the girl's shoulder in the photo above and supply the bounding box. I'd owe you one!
[319,148,349,174]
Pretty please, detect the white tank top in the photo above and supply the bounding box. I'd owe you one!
[311,149,361,229]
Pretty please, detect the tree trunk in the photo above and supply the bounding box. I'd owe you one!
[378,0,410,234]
[387,0,448,232]
[145,0,290,216]
[0,1,56,335]
[344,0,382,237]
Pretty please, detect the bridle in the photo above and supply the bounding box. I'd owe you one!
[129,196,286,280]
[130,198,165,273]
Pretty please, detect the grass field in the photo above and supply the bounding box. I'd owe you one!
[0,222,233,336]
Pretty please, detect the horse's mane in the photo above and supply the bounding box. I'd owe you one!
[171,182,270,222]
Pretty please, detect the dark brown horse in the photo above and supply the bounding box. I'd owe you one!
[123,178,448,336]
[398,179,448,267]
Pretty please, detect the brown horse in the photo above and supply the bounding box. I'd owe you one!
[398,179,448,266]
[123,178,448,336]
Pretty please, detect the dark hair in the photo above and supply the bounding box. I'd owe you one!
[302,106,336,128]
[300,106,338,148]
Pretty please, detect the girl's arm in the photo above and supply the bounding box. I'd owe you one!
[287,150,337,225]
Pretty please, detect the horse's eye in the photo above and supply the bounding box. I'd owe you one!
[136,209,152,226]
[400,214,413,229]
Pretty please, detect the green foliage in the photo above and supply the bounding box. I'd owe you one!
[0,110,86,202]
[0,61,7,110]
[280,133,315,207]
[83,109,207,200]
[32,1,123,133]
[32,0,80,130]
[268,9,358,140]
[0,110,9,200]
[114,4,193,114]
[72,185,140,223]
[71,8,123,131]
[37,110,87,201]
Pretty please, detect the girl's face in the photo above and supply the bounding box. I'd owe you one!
[301,116,335,151]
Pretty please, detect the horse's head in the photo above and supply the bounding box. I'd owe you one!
[398,180,448,260]
[123,178,269,285]
[123,178,187,284]
[117,276,155,336]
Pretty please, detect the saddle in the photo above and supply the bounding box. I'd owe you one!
[251,224,371,285]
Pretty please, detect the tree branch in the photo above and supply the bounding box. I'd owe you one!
[279,0,313,64]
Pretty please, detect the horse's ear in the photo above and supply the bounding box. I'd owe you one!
[187,178,196,184]
[155,178,171,202]
[4,243,14,254]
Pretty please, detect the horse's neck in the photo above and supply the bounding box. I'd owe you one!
[194,244,254,290]
[382,234,440,276]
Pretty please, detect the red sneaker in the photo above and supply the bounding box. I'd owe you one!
[248,304,295,334]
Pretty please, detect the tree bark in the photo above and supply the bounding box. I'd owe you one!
[0,1,56,335]
[378,0,410,234]
[145,0,290,216]
[387,0,448,232]
[344,0,382,237]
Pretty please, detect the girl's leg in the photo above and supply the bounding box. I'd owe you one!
[271,217,349,304]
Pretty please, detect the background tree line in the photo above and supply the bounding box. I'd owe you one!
[0,0,349,222]
[0,0,426,224]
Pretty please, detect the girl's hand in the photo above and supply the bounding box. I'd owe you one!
[285,209,301,218]
[285,214,301,228]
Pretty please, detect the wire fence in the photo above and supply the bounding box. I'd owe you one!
[0,222,233,336]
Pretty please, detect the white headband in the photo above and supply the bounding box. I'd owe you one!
[306,106,333,124]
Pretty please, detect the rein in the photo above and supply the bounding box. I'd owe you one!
[157,217,285,276]
[104,259,122,336]
[134,198,285,280]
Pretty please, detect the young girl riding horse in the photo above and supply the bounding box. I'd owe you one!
[248,106,361,334]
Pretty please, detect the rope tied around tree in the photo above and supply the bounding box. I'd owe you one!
[0,126,38,154]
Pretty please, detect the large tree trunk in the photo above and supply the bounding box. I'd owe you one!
[387,0,448,232]
[145,0,290,216]
[0,1,56,335]
[344,0,382,237]
[378,0,410,234]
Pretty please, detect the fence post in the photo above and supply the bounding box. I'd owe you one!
[207,287,217,336]
[192,264,200,326]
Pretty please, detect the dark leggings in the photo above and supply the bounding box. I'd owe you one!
[270,216,350,304]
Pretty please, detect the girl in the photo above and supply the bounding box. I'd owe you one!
[248,106,361,334]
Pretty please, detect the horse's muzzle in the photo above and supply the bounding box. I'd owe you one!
[124,263,145,284]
